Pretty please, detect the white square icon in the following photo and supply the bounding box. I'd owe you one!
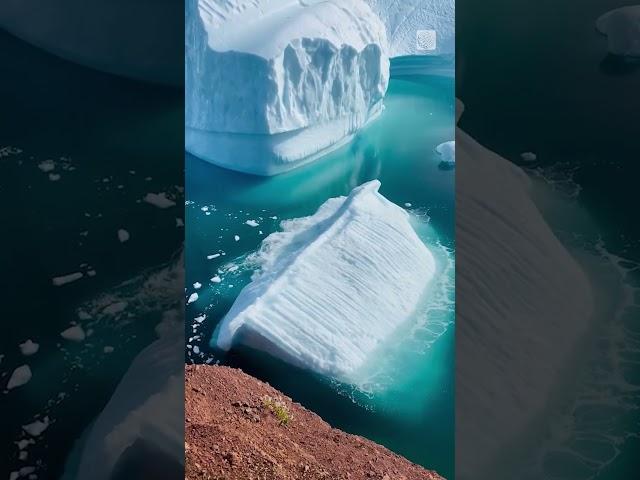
[416,30,437,51]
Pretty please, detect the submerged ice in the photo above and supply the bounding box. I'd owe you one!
[213,180,435,381]
[186,0,390,175]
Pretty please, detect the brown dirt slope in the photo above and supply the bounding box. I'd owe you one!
[185,364,444,480]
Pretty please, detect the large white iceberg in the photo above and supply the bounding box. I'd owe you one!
[213,180,435,381]
[596,6,640,57]
[365,0,455,57]
[186,0,390,175]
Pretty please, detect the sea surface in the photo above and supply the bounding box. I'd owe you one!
[458,0,640,478]
[0,30,183,478]
[186,58,456,477]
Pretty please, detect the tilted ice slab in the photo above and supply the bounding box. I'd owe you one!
[186,0,390,175]
[213,180,435,381]
[596,6,640,57]
[364,0,455,57]
[455,99,593,479]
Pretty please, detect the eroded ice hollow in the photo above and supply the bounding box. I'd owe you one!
[212,180,435,381]
[186,0,390,175]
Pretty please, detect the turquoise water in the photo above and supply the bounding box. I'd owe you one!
[186,62,455,477]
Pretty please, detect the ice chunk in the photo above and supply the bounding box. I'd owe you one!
[213,180,435,381]
[596,6,640,57]
[143,193,176,209]
[22,417,49,436]
[245,220,259,227]
[52,272,83,286]
[7,365,32,389]
[19,340,39,356]
[365,0,455,57]
[186,0,390,175]
[60,325,86,342]
[520,151,537,162]
[187,293,199,304]
[117,229,130,243]
[436,140,455,167]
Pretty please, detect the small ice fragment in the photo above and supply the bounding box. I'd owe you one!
[404,202,412,207]
[193,282,202,289]
[193,346,200,354]
[60,325,86,342]
[143,193,176,209]
[207,254,220,260]
[117,229,130,243]
[22,417,49,436]
[48,173,61,181]
[19,340,39,356]
[201,206,208,212]
[211,276,222,283]
[194,315,206,323]
[259,230,263,234]
[19,451,27,461]
[187,293,199,304]
[7,365,32,389]
[10,471,19,480]
[16,439,31,449]
[102,302,127,315]
[520,151,537,162]
[234,235,240,241]
[103,346,114,353]
[52,272,83,286]
[245,220,259,227]
[227,265,239,273]
[87,270,97,277]
[77,310,91,320]
[38,160,55,172]
[176,218,184,227]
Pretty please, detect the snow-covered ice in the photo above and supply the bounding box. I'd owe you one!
[186,0,390,175]
[213,180,435,381]
[7,365,32,389]
[365,0,455,57]
[596,6,640,57]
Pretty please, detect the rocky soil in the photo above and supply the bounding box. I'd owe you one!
[185,364,444,480]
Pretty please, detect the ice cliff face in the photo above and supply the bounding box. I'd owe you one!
[364,0,455,57]
[213,180,435,381]
[596,6,640,57]
[186,0,390,175]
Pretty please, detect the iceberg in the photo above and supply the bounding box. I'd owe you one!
[213,180,435,381]
[364,0,455,57]
[185,0,390,175]
[596,6,640,57]
[455,99,593,479]
[436,140,455,167]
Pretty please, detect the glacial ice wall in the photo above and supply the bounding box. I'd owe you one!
[213,180,435,381]
[365,0,455,57]
[596,6,640,57]
[186,0,390,175]
[455,100,594,479]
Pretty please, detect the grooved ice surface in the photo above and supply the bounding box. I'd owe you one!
[185,0,390,175]
[364,0,455,57]
[213,180,435,381]
[596,6,640,57]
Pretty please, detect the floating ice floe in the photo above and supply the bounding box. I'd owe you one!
[7,365,32,389]
[187,293,199,304]
[22,417,50,436]
[596,6,640,57]
[186,0,390,175]
[213,180,435,381]
[143,193,176,209]
[60,325,86,342]
[19,340,39,356]
[520,151,537,162]
[117,229,130,243]
[52,272,83,286]
[245,220,259,227]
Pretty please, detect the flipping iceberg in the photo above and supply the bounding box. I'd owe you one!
[213,180,435,381]
[596,6,640,57]
[186,0,390,175]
